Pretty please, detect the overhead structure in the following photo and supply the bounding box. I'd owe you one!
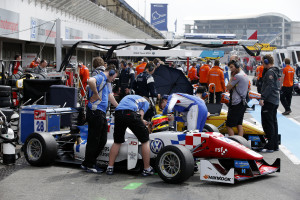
[58,38,260,71]
[35,0,164,39]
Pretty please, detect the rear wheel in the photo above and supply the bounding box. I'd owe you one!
[156,145,194,184]
[228,135,251,149]
[24,132,58,166]
[203,123,219,132]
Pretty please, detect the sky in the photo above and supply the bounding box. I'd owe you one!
[124,0,300,35]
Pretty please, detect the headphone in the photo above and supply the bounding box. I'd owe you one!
[231,60,240,68]
[109,69,116,76]
[148,64,155,72]
[264,58,269,65]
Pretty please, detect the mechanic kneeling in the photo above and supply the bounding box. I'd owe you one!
[106,95,154,176]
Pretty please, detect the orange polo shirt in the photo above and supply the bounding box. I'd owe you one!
[256,65,264,80]
[135,62,147,75]
[199,64,210,84]
[188,67,199,81]
[282,65,295,87]
[207,66,225,93]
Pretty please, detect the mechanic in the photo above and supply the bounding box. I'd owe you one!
[29,57,40,68]
[9,54,23,76]
[199,60,210,90]
[78,61,90,97]
[133,61,160,121]
[188,63,199,84]
[280,58,295,115]
[159,93,208,131]
[91,57,106,76]
[226,60,249,136]
[118,60,135,100]
[81,65,119,173]
[195,86,208,102]
[296,63,300,78]
[259,54,280,153]
[106,95,154,176]
[135,57,148,76]
[33,59,48,79]
[207,60,226,104]
[256,63,264,93]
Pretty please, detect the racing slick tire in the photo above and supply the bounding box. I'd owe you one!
[228,135,251,149]
[203,123,219,132]
[0,85,11,97]
[24,132,58,166]
[0,97,11,107]
[156,145,194,184]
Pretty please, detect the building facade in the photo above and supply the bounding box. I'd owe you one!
[0,0,164,69]
[184,13,300,48]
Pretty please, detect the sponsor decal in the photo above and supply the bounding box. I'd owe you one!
[129,141,138,145]
[215,147,228,155]
[203,174,232,182]
[128,151,137,160]
[234,160,250,169]
[150,138,164,154]
[248,135,260,142]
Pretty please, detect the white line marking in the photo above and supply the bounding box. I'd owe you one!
[289,118,300,126]
[280,145,300,165]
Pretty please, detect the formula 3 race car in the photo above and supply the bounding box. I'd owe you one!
[22,114,280,184]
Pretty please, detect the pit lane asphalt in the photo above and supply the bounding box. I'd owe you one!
[1,76,300,200]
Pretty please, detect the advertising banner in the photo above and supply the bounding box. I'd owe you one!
[150,4,168,31]
[0,8,19,39]
[88,33,100,39]
[65,27,82,39]
[30,17,56,44]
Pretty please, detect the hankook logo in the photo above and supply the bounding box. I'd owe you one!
[203,174,232,182]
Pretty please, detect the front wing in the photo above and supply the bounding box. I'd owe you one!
[199,158,280,184]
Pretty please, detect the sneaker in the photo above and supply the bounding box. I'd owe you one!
[106,167,114,175]
[86,165,104,173]
[141,167,154,177]
[260,149,274,153]
[80,164,88,170]
[282,110,291,115]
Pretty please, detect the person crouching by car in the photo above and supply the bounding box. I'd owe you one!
[226,60,249,137]
[159,93,208,132]
[106,95,154,176]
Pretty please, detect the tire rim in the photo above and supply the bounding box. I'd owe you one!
[159,151,181,178]
[27,138,42,161]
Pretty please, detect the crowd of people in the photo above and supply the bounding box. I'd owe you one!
[7,53,299,174]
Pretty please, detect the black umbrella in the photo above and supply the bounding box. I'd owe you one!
[153,65,193,95]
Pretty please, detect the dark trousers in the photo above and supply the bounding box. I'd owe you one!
[280,86,293,112]
[191,80,198,84]
[209,92,222,104]
[82,107,108,167]
[257,79,262,94]
[200,83,208,91]
[261,101,279,150]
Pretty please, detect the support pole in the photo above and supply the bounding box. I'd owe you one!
[55,18,62,71]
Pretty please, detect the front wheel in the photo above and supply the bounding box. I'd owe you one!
[24,132,58,166]
[156,145,194,184]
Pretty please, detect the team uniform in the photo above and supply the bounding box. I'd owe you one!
[79,64,90,97]
[207,66,226,104]
[114,95,150,143]
[256,65,264,93]
[188,67,199,84]
[162,93,208,131]
[83,72,110,168]
[261,66,280,151]
[199,64,210,89]
[280,64,295,113]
